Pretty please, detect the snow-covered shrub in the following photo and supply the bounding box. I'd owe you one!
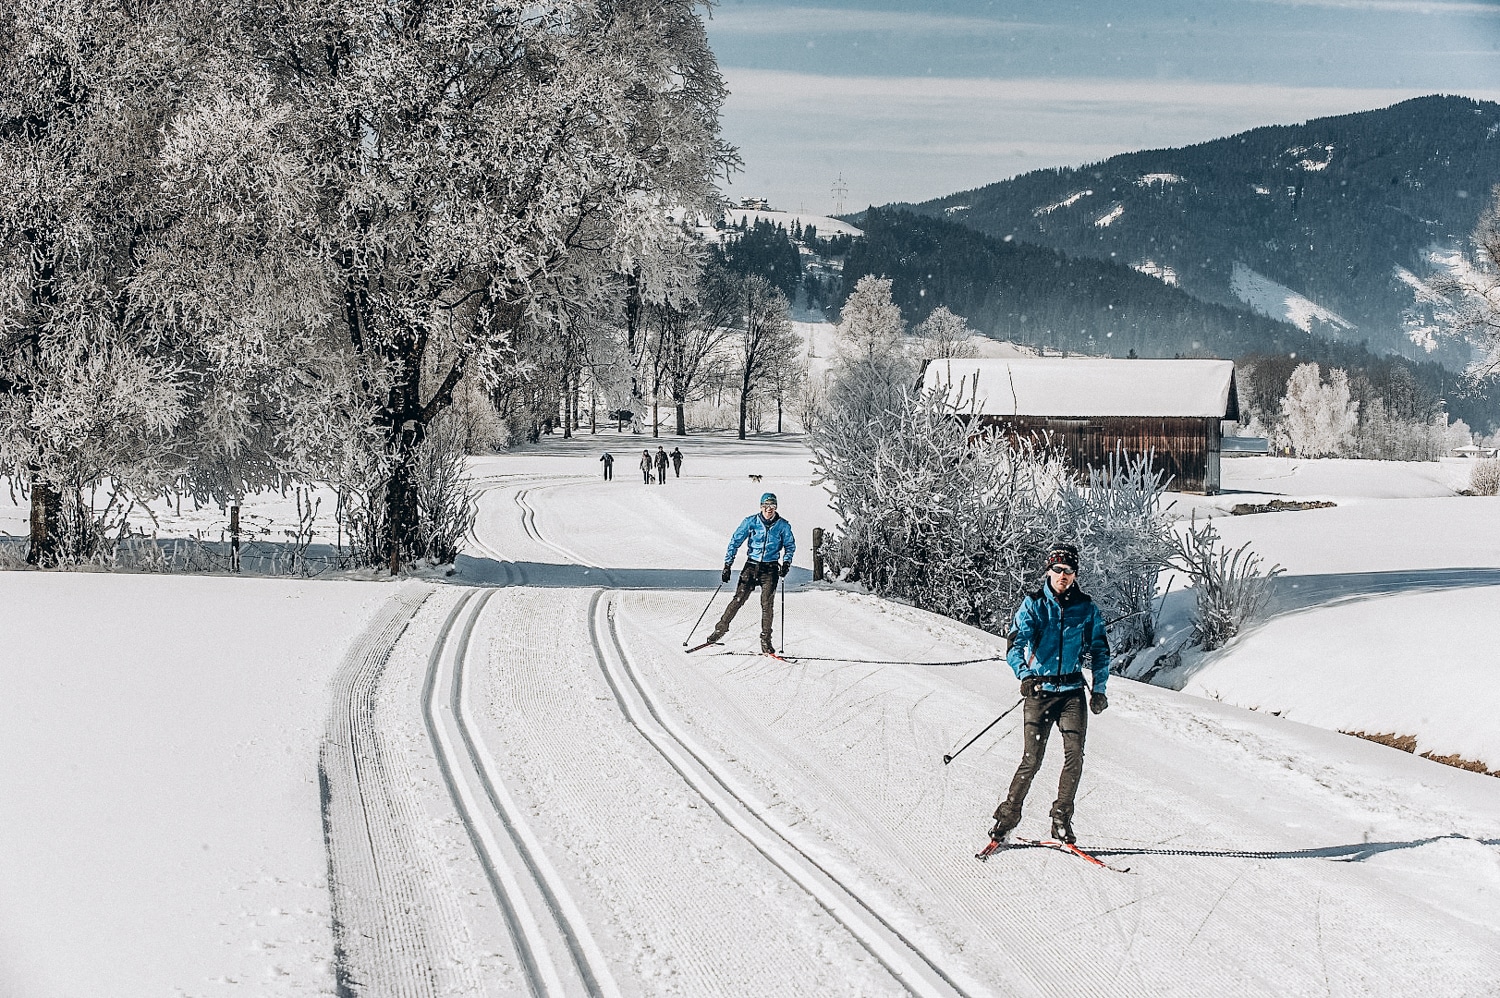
[1054,452,1176,653]
[813,385,1067,631]
[1470,458,1500,496]
[812,369,1175,642]
[411,417,477,566]
[1174,514,1284,651]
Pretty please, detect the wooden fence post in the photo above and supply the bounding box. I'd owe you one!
[812,526,824,582]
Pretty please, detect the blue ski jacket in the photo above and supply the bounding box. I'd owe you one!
[1006,584,1111,695]
[725,512,796,566]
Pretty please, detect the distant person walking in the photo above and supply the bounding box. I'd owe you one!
[599,451,614,481]
[670,447,683,477]
[654,446,669,484]
[706,493,795,654]
[988,543,1110,846]
[639,449,652,484]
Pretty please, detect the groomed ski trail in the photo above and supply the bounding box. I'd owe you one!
[589,590,981,998]
[422,588,621,998]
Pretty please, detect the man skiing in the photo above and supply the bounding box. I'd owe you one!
[599,450,614,480]
[706,493,795,654]
[989,543,1110,846]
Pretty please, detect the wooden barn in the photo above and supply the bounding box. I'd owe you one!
[923,357,1241,494]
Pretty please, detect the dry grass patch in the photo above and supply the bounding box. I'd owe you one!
[1342,730,1496,777]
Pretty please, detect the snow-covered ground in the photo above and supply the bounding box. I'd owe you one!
[2,438,1498,997]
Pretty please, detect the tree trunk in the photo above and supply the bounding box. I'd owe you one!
[383,418,423,575]
[27,474,62,567]
[562,367,572,439]
[738,382,750,440]
[675,402,686,436]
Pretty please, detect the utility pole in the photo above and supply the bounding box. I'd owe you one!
[831,173,848,216]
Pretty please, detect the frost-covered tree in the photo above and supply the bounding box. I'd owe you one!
[648,257,738,435]
[731,275,792,440]
[234,0,730,568]
[836,274,905,362]
[913,305,977,360]
[1278,363,1358,457]
[1430,183,1500,382]
[0,1,226,564]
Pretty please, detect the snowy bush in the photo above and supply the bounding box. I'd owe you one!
[1470,458,1500,496]
[813,385,1066,631]
[813,370,1174,643]
[1174,514,1284,651]
[1054,453,1176,653]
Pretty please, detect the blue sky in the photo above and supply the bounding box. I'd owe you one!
[704,0,1500,212]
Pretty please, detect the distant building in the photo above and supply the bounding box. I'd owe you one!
[1451,444,1498,459]
[738,197,772,211]
[923,357,1242,494]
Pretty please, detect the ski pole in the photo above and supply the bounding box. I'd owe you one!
[683,581,725,646]
[942,696,1025,765]
[779,569,787,653]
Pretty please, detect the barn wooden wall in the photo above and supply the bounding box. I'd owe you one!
[977,416,1222,493]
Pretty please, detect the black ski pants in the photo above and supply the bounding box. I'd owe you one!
[712,561,779,647]
[995,688,1088,823]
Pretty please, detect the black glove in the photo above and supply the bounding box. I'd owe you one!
[1020,676,1043,698]
[721,564,732,584]
[779,562,791,578]
[1090,692,1109,714]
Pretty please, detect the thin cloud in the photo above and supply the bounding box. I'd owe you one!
[708,6,1049,35]
[718,70,1500,205]
[1248,0,1500,14]
[723,69,1500,116]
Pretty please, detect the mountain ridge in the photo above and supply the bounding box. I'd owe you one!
[896,94,1500,370]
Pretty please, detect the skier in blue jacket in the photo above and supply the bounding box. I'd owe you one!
[707,492,795,653]
[990,543,1110,845]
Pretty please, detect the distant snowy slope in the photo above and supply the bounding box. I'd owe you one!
[1230,261,1356,336]
[725,207,862,237]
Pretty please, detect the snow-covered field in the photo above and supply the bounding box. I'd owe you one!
[2,437,1498,997]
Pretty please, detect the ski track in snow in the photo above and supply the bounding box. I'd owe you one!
[313,459,1500,997]
[460,464,1500,998]
[320,584,498,997]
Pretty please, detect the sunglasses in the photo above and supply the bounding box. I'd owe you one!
[1048,565,1076,575]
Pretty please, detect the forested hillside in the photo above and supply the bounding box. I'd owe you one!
[838,207,1499,431]
[903,95,1500,369]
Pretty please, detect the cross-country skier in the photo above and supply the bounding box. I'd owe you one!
[599,451,614,480]
[706,493,795,654]
[989,543,1110,845]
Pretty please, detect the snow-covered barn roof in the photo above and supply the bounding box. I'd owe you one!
[922,358,1239,419]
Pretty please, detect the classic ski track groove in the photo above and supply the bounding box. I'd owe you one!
[422,589,622,998]
[587,589,975,998]
[493,474,975,997]
[321,585,487,998]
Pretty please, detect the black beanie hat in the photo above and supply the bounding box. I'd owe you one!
[1045,543,1079,571]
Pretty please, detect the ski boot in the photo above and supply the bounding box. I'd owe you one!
[989,807,1019,844]
[1049,811,1076,845]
